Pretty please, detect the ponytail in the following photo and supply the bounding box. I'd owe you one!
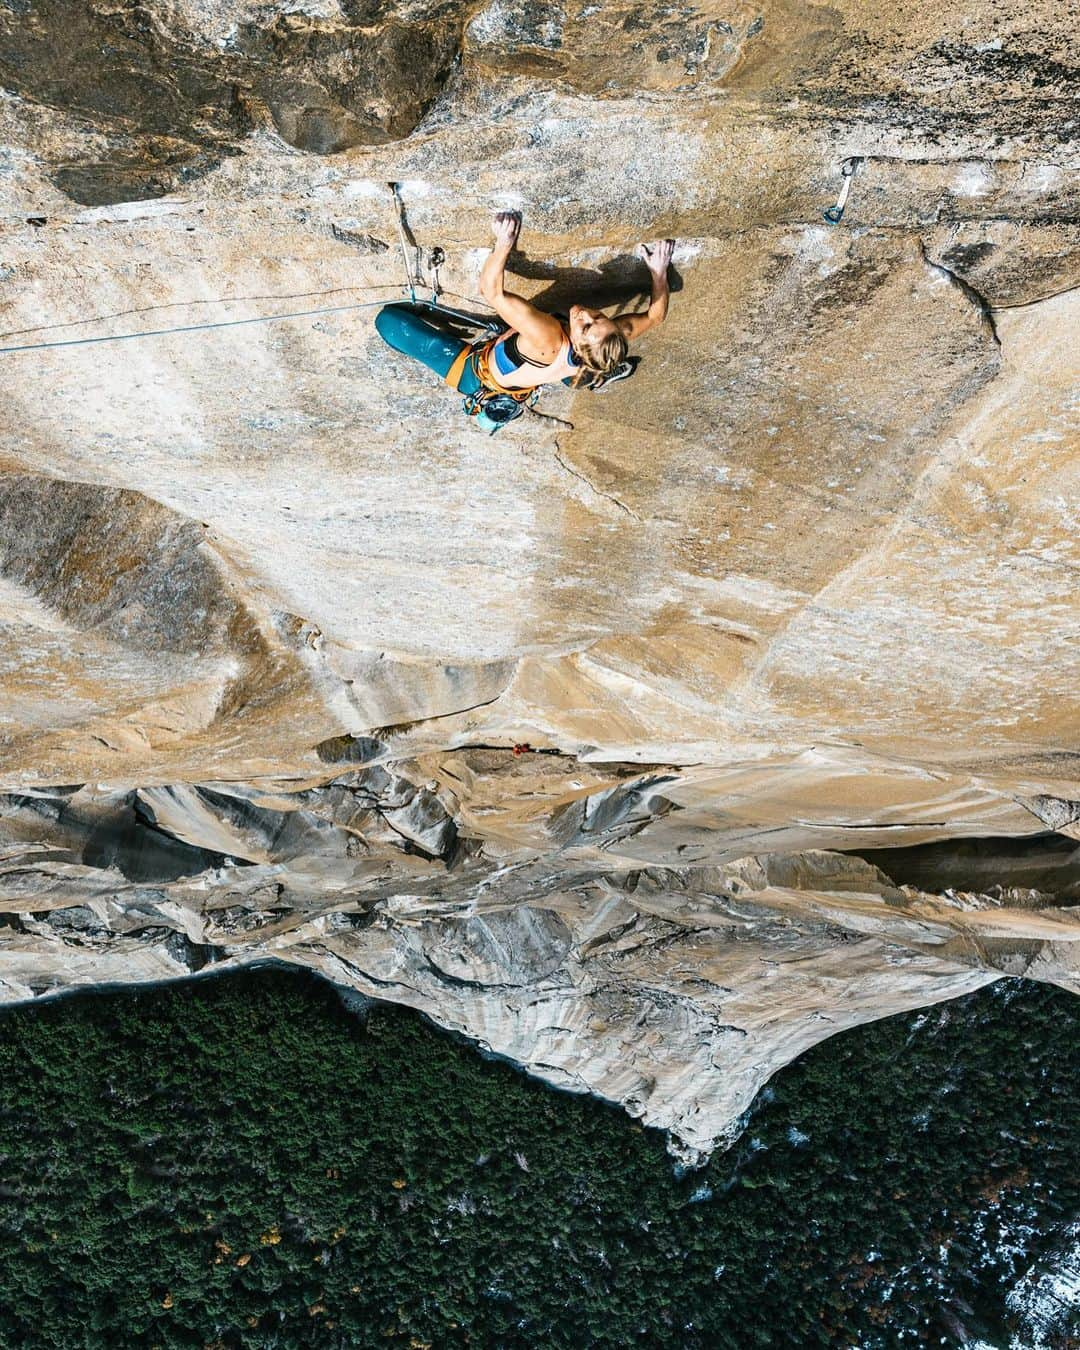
[571,329,630,388]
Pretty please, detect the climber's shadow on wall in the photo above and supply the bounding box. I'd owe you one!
[506,249,684,320]
[433,250,683,346]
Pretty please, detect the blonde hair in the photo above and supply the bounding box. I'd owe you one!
[572,328,629,387]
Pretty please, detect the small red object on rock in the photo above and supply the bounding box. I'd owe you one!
[512,743,532,756]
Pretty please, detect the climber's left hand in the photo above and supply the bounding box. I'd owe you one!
[492,211,522,250]
[638,239,675,276]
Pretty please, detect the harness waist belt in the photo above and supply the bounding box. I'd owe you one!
[444,344,473,391]
[445,337,538,403]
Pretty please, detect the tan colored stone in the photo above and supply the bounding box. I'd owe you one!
[0,0,1076,1151]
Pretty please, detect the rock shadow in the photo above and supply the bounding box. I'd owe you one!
[505,250,685,317]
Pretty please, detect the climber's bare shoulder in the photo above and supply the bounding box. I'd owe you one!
[486,289,565,358]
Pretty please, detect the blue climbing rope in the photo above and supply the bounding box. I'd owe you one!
[2,183,501,355]
[0,299,391,355]
[0,291,499,356]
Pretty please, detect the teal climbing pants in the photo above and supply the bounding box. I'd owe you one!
[374,304,483,396]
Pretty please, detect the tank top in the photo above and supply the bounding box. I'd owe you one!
[489,326,581,389]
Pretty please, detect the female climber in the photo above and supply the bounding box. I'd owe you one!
[374,211,674,430]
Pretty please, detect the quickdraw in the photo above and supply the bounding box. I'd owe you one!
[389,181,502,333]
[823,157,861,224]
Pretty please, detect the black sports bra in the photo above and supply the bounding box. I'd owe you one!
[501,331,547,369]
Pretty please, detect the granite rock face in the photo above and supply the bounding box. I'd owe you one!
[0,0,1077,1153]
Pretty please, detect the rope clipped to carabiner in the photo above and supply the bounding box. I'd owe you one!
[389,182,424,301]
[387,185,501,334]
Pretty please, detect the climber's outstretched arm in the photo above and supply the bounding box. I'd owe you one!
[479,212,565,353]
[616,239,675,341]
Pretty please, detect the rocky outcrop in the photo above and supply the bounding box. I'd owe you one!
[0,0,1077,1152]
[0,0,467,201]
[1,759,1077,1156]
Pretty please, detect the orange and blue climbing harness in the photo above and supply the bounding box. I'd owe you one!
[443,335,539,432]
